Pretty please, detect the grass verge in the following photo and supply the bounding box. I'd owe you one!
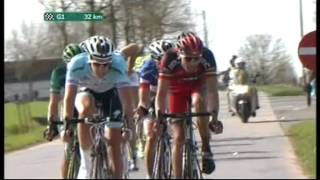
[286,121,316,179]
[5,101,49,153]
[257,84,304,96]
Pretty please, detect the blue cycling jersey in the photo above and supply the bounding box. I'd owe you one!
[139,57,159,92]
[66,51,130,93]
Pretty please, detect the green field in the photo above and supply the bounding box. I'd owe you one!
[287,121,316,179]
[257,84,304,96]
[5,101,49,152]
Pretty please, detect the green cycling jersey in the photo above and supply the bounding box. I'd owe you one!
[50,63,67,94]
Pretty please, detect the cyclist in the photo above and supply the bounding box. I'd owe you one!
[134,39,174,178]
[230,57,260,114]
[62,35,131,179]
[155,32,222,178]
[225,55,238,112]
[46,43,84,178]
[116,43,141,171]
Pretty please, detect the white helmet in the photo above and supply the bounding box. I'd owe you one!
[234,57,246,68]
[84,35,114,62]
[148,40,174,60]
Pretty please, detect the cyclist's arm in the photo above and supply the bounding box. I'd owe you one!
[47,93,61,122]
[205,74,219,120]
[120,43,141,73]
[138,81,151,109]
[155,77,169,116]
[63,84,77,120]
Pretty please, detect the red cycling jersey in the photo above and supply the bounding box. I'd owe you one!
[159,48,216,113]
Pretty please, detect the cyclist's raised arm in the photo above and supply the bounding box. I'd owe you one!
[120,43,141,74]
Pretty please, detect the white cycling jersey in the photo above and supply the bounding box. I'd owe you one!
[66,51,130,93]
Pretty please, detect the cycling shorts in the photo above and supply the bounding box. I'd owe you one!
[75,88,123,128]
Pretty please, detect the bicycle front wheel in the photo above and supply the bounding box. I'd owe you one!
[183,142,202,179]
[152,137,168,179]
[90,141,110,179]
[66,143,81,179]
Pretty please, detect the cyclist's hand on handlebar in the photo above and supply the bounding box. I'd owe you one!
[62,118,73,143]
[134,106,149,122]
[44,117,59,141]
[209,111,223,134]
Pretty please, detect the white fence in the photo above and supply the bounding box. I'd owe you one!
[5,80,51,102]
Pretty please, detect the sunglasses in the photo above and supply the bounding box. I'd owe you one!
[91,62,111,68]
[180,54,202,63]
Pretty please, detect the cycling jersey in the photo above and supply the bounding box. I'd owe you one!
[133,55,151,73]
[50,63,67,94]
[66,51,130,93]
[159,47,217,113]
[139,57,159,92]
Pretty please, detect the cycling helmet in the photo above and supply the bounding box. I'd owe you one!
[62,43,85,63]
[79,40,88,52]
[84,35,114,62]
[148,40,174,60]
[176,32,203,56]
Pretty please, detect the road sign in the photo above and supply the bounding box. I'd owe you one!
[298,30,316,71]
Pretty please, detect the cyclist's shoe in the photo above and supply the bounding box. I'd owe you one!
[202,151,215,174]
[256,105,260,110]
[129,157,139,171]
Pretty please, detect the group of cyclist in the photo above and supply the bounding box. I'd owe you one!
[46,31,226,179]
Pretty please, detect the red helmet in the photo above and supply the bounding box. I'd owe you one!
[177,32,203,56]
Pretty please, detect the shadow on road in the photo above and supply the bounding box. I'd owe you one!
[215,156,278,161]
[209,135,286,143]
[247,119,309,124]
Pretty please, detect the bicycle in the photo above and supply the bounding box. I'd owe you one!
[122,116,133,179]
[43,120,80,179]
[158,98,213,179]
[152,111,172,179]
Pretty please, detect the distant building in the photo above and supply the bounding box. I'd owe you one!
[5,58,61,102]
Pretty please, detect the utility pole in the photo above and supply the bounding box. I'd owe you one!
[202,10,209,48]
[299,0,306,86]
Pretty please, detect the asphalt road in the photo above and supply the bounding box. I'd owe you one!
[5,91,312,179]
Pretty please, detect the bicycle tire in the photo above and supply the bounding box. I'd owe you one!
[66,143,81,179]
[164,136,172,179]
[152,137,165,179]
[90,140,109,179]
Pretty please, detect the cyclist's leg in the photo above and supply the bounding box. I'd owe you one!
[74,91,96,179]
[60,144,69,178]
[169,91,188,178]
[143,117,157,177]
[103,88,125,178]
[117,73,139,169]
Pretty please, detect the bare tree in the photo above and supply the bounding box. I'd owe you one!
[238,34,296,85]
[39,0,78,47]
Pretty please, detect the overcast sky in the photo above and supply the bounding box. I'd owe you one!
[5,0,316,77]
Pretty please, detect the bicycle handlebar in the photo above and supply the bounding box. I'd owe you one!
[49,117,109,125]
[162,112,212,118]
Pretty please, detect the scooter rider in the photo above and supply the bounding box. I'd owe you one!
[231,57,260,115]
